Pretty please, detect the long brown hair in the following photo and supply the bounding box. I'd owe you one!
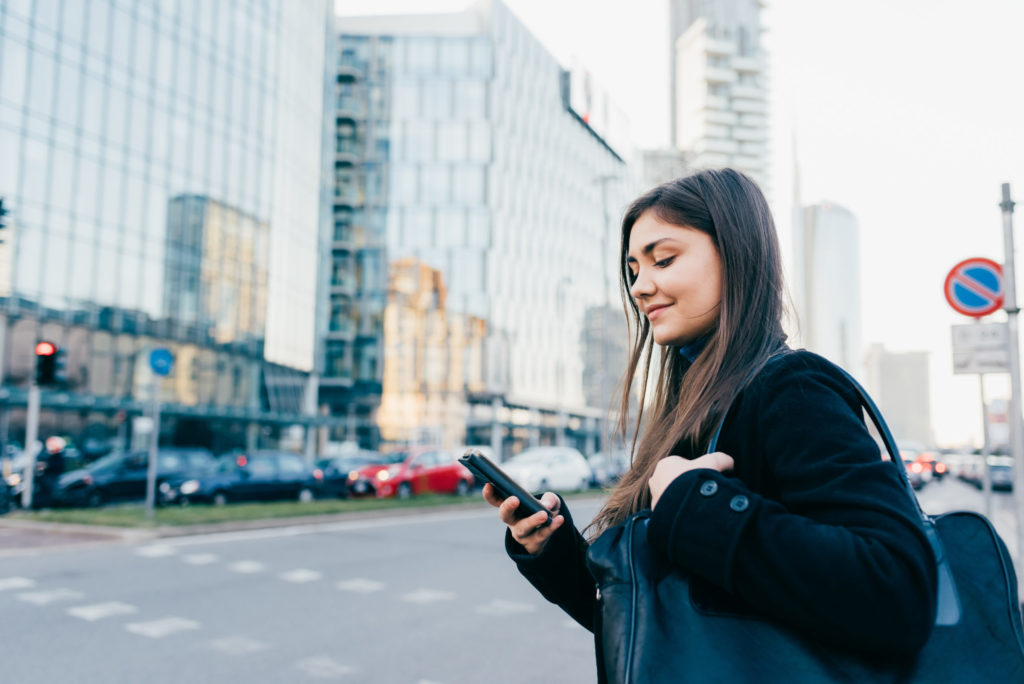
[589,168,787,537]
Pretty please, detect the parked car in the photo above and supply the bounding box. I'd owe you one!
[374,447,475,499]
[315,450,386,499]
[347,452,408,497]
[502,446,592,493]
[162,451,323,505]
[55,448,216,507]
[987,455,1014,491]
[587,450,631,488]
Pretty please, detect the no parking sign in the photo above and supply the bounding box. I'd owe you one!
[944,257,1004,318]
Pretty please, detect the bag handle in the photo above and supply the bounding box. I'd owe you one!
[706,352,919,513]
[706,352,961,625]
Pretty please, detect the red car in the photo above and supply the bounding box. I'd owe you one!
[373,447,474,499]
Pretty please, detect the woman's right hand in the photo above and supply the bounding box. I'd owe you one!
[482,483,565,555]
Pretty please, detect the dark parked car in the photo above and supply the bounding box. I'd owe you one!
[55,448,216,507]
[161,451,322,505]
[315,451,386,499]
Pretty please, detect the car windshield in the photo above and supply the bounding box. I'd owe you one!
[382,452,407,465]
[87,452,127,472]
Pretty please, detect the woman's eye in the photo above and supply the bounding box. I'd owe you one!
[654,257,675,268]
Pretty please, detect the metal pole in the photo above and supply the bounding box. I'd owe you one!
[145,375,160,521]
[979,374,992,520]
[21,384,40,509]
[998,182,1024,583]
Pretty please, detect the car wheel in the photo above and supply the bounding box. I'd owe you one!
[455,479,469,496]
[298,487,314,503]
[86,490,103,508]
[212,491,228,506]
[397,482,413,499]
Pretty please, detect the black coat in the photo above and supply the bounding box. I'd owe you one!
[506,350,937,673]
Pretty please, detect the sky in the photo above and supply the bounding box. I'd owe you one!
[337,0,1024,446]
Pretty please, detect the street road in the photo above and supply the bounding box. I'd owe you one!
[0,498,604,684]
[1,477,1019,683]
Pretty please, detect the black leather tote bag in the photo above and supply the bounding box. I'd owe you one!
[585,363,1024,683]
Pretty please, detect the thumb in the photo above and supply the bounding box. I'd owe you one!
[696,451,734,472]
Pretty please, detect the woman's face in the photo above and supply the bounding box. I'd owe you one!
[626,211,723,347]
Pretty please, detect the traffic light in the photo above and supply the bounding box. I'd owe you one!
[35,341,65,386]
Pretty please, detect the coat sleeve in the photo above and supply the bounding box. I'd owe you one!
[647,355,937,656]
[505,497,596,631]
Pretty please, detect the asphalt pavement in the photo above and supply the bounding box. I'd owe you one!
[0,497,605,684]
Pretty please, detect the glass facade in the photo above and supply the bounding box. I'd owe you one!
[335,0,638,456]
[0,0,335,453]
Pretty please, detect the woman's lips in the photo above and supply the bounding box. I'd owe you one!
[647,304,670,320]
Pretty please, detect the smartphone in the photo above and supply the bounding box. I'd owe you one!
[459,449,552,524]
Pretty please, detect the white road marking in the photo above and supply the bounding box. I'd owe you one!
[68,601,138,621]
[125,617,200,638]
[160,508,504,547]
[280,569,322,583]
[228,561,265,574]
[0,577,36,591]
[206,635,270,655]
[476,599,537,616]
[182,553,219,565]
[294,655,357,678]
[336,578,385,593]
[399,589,456,604]
[136,544,177,558]
[17,588,84,605]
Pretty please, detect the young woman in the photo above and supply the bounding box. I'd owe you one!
[484,168,937,678]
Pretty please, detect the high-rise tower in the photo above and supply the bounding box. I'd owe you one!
[669,0,769,187]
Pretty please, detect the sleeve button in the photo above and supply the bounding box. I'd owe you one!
[699,481,718,497]
[729,495,750,512]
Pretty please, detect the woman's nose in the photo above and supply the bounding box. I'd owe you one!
[630,270,655,299]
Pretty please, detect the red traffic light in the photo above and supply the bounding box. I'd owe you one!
[35,341,57,356]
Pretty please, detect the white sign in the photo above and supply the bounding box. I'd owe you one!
[951,322,1010,374]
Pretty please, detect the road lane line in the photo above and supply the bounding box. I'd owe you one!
[294,655,357,678]
[336,578,384,593]
[136,544,177,558]
[125,617,200,638]
[0,577,36,591]
[206,635,270,655]
[68,601,138,621]
[182,553,219,565]
[160,508,502,547]
[17,588,85,605]
[475,599,537,616]
[228,560,265,574]
[280,569,322,583]
[399,589,456,604]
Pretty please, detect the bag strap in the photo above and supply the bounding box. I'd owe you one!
[706,351,961,625]
[706,351,921,515]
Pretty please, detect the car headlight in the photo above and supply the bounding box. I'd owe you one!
[4,473,20,487]
[348,471,359,481]
[376,470,390,482]
[179,480,200,495]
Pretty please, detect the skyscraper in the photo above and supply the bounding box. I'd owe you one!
[864,345,934,446]
[792,202,863,377]
[668,0,769,187]
[333,0,636,456]
[0,0,337,453]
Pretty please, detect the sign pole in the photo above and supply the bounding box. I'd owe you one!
[979,372,993,520]
[21,384,39,509]
[1000,183,1024,580]
[145,374,160,521]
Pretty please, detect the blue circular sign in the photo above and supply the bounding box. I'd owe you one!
[149,348,174,376]
[944,258,1004,318]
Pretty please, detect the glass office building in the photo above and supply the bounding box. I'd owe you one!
[0,0,336,454]
[335,0,637,456]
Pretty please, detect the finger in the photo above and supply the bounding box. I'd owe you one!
[497,495,521,525]
[539,492,560,513]
[698,451,735,472]
[482,483,503,507]
[511,507,554,538]
[513,512,564,546]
